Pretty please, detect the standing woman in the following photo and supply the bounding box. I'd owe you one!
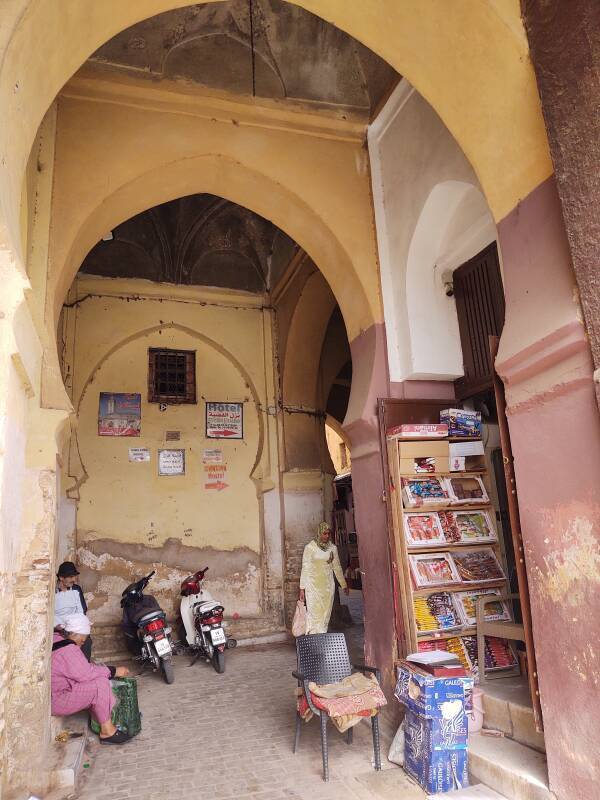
[299,522,349,634]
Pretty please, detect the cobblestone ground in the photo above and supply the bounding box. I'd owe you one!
[75,641,426,800]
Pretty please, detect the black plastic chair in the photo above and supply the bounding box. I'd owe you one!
[292,632,382,781]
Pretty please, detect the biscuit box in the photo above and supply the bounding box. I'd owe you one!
[395,662,473,720]
[440,408,482,438]
[404,710,469,794]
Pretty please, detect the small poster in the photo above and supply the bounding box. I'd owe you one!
[202,448,223,464]
[158,448,185,476]
[206,402,243,439]
[203,461,229,491]
[98,393,141,437]
[129,447,150,462]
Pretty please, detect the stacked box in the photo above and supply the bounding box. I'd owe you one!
[395,663,473,718]
[395,663,472,794]
[440,408,482,438]
[404,711,469,794]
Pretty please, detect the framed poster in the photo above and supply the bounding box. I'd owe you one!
[158,448,185,476]
[98,393,141,437]
[205,402,243,439]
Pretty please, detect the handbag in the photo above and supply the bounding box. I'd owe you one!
[292,599,308,637]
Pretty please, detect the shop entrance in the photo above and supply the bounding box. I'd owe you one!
[379,241,544,736]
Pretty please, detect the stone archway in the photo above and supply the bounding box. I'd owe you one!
[0,0,552,262]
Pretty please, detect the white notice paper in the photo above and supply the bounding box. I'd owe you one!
[449,440,485,458]
[202,448,223,464]
[129,448,150,462]
[158,448,185,476]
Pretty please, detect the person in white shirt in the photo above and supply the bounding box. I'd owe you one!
[55,561,92,661]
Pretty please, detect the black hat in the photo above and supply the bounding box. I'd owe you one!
[57,561,80,578]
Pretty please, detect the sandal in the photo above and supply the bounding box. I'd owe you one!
[99,727,130,745]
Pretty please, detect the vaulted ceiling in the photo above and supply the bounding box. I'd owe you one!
[79,194,298,293]
[89,0,398,118]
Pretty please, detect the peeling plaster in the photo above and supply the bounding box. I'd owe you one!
[77,536,263,621]
[531,512,600,608]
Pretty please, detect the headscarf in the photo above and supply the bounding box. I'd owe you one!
[315,522,333,552]
[64,613,91,636]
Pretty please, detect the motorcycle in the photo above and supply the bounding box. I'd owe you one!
[121,570,175,684]
[179,567,236,674]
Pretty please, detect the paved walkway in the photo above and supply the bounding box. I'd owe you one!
[75,640,426,800]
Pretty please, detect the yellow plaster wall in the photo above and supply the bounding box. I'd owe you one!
[61,276,278,621]
[49,81,379,344]
[0,0,552,272]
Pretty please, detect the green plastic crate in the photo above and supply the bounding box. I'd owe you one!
[90,676,142,737]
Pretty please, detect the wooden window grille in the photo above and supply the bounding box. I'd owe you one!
[148,348,196,404]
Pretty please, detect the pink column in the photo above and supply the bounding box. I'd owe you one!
[497,176,600,800]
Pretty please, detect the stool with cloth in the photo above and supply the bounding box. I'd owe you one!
[292,633,386,781]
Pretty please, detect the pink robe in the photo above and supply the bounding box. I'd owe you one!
[51,633,115,724]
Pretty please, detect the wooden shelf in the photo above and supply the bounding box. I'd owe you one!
[402,502,494,513]
[407,541,499,552]
[417,627,476,642]
[412,580,507,597]
[386,435,510,657]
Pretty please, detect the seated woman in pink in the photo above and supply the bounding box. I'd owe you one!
[51,613,131,745]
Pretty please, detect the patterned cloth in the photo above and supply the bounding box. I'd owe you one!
[296,672,387,733]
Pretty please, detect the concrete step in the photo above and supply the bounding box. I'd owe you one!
[49,711,89,791]
[481,680,545,753]
[431,785,509,799]
[468,733,555,800]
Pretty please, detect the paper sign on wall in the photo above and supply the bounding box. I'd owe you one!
[98,393,141,437]
[206,402,243,439]
[158,448,185,476]
[204,462,228,491]
[129,447,150,462]
[202,448,223,464]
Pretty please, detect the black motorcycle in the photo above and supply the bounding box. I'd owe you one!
[120,571,175,684]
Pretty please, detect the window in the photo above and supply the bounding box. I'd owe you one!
[148,348,196,404]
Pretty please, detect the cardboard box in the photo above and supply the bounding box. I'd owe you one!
[404,710,469,794]
[395,662,473,719]
[388,423,448,439]
[440,409,482,438]
[399,440,449,459]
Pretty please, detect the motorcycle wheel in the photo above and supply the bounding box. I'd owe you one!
[161,656,175,684]
[212,649,226,674]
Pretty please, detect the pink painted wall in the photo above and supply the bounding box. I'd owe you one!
[497,177,600,800]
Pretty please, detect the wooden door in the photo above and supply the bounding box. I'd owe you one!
[454,243,505,399]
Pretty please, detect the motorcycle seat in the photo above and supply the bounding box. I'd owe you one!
[194,600,221,613]
[136,609,166,626]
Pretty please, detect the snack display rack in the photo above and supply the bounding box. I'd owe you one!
[387,434,518,675]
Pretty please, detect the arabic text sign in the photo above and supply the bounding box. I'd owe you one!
[98,392,141,437]
[158,448,185,476]
[206,402,243,439]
